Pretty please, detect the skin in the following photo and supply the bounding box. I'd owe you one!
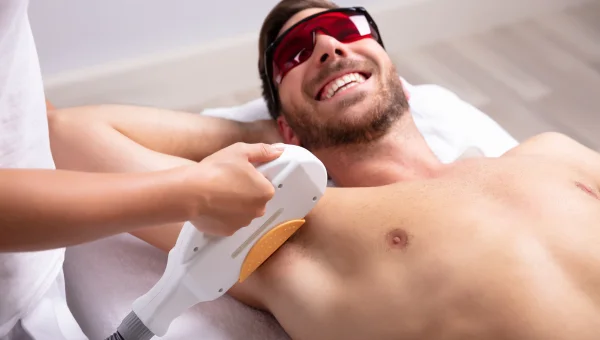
[48,7,600,340]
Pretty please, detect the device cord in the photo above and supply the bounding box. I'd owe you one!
[105,331,125,340]
[104,311,155,340]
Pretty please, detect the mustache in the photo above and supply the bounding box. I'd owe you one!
[306,59,374,94]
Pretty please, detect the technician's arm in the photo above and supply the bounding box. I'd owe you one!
[0,167,193,252]
[48,106,207,250]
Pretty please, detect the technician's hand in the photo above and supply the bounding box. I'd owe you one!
[188,142,285,236]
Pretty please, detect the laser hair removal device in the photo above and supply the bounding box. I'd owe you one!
[106,144,328,340]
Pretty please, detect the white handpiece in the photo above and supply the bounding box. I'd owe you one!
[131,144,328,337]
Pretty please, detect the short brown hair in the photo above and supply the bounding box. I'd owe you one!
[258,0,338,120]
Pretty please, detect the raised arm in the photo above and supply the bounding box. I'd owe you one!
[47,104,277,248]
[48,104,280,168]
[47,105,280,308]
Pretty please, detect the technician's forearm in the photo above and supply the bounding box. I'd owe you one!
[0,168,191,252]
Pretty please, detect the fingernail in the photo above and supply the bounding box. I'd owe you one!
[272,143,286,151]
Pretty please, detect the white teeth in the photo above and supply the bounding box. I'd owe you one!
[322,72,367,100]
[327,87,335,99]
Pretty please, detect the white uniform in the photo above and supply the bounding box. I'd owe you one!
[0,1,86,339]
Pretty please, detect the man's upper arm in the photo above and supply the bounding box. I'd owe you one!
[48,105,252,162]
[49,105,202,250]
[47,104,280,252]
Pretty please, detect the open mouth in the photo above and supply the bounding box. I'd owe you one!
[316,72,372,101]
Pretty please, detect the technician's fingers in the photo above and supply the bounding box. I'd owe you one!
[243,143,285,164]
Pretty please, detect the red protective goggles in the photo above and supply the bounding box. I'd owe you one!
[263,7,384,111]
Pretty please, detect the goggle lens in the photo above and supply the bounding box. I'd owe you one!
[271,11,376,84]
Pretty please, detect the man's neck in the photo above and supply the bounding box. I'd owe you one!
[313,115,443,187]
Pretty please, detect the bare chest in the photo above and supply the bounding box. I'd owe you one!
[286,158,600,269]
[259,158,600,340]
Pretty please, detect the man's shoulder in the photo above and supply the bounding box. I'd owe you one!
[504,132,586,156]
[523,132,581,146]
[506,131,583,155]
[504,132,600,186]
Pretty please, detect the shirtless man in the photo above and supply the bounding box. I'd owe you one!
[48,1,600,339]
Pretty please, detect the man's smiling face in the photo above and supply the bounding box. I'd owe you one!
[274,8,409,150]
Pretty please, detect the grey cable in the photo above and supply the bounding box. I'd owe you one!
[105,332,125,340]
[104,311,155,340]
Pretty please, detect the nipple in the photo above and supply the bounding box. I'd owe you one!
[575,181,599,200]
[387,228,410,249]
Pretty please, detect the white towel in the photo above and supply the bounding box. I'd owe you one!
[63,82,518,340]
[64,235,289,340]
[202,79,519,162]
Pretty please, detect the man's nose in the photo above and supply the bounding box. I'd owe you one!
[313,32,347,65]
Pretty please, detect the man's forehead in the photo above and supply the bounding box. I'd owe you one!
[277,8,330,38]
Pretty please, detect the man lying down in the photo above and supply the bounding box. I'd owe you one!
[49,0,600,339]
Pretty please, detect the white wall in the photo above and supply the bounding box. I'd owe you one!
[29,0,388,77]
[38,0,587,110]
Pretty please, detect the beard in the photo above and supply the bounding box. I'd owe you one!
[282,60,409,150]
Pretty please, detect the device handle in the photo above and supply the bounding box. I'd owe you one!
[178,156,288,261]
[132,243,201,337]
[176,221,217,263]
[255,156,290,182]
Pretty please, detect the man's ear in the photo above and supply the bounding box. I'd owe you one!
[277,116,301,146]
